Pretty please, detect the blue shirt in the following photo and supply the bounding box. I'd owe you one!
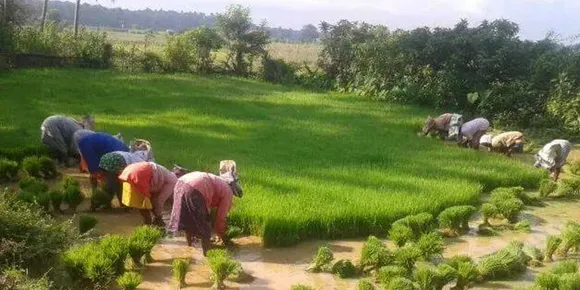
[77,132,129,173]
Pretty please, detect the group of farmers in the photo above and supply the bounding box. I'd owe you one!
[40,114,242,255]
[423,113,573,181]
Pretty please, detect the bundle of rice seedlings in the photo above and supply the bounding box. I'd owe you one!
[514,220,531,233]
[559,222,580,257]
[477,224,499,236]
[116,272,142,290]
[477,241,529,280]
[49,189,64,213]
[481,203,498,225]
[489,188,525,223]
[291,285,315,290]
[570,161,580,176]
[544,235,563,262]
[377,265,408,285]
[128,226,164,266]
[437,205,477,235]
[38,156,58,179]
[559,273,580,290]
[79,215,98,235]
[534,272,560,290]
[415,232,444,261]
[413,262,447,290]
[389,223,414,247]
[99,235,130,275]
[522,244,543,267]
[562,179,580,196]
[62,180,83,212]
[0,158,19,181]
[223,226,243,244]
[359,236,393,273]
[539,179,558,198]
[386,277,415,290]
[357,279,376,290]
[553,182,575,198]
[307,246,334,273]
[22,156,43,178]
[331,259,357,278]
[551,260,578,275]
[19,176,49,193]
[206,249,242,289]
[172,258,189,288]
[394,245,421,272]
[392,213,435,240]
[440,255,478,290]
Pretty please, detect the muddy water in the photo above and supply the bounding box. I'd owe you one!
[58,168,580,289]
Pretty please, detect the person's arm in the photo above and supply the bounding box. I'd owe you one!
[214,191,233,237]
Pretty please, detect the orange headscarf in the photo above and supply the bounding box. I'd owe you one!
[118,162,153,198]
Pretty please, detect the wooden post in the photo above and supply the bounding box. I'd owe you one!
[73,0,80,36]
[41,0,48,31]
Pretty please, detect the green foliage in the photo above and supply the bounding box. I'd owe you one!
[378,265,408,285]
[441,256,479,290]
[290,285,315,290]
[128,226,164,266]
[569,162,580,176]
[90,186,112,211]
[357,279,376,290]
[21,156,57,179]
[481,203,499,225]
[62,180,83,212]
[389,223,414,247]
[554,179,580,198]
[415,232,444,261]
[394,246,421,272]
[79,215,98,235]
[49,189,63,213]
[19,177,49,193]
[559,222,580,257]
[535,272,560,290]
[413,262,447,290]
[0,268,52,290]
[116,272,142,290]
[522,244,543,264]
[359,236,393,272]
[260,56,297,84]
[544,235,563,262]
[164,27,223,73]
[539,179,558,198]
[546,73,580,132]
[99,235,130,276]
[477,241,529,280]
[17,180,51,211]
[172,259,189,288]
[307,246,334,273]
[206,249,242,289]
[552,260,578,275]
[392,213,435,241]
[514,220,531,233]
[489,187,525,223]
[559,273,580,290]
[223,226,243,244]
[437,205,477,235]
[386,277,415,290]
[0,158,19,181]
[331,259,357,278]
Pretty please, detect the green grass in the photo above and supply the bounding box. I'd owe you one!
[0,69,545,246]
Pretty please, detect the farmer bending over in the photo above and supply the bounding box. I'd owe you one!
[118,161,178,227]
[40,114,95,166]
[423,113,463,140]
[458,118,490,149]
[480,131,524,157]
[534,139,573,181]
[168,161,243,256]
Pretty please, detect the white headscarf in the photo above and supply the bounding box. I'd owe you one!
[480,134,493,146]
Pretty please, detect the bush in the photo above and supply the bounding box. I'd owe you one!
[394,246,421,272]
[116,272,142,290]
[260,56,297,84]
[378,265,408,285]
[357,279,376,290]
[331,259,357,278]
[415,232,444,261]
[206,249,242,289]
[539,179,557,197]
[437,205,477,235]
[172,258,189,288]
[291,285,315,290]
[477,241,529,280]
[392,213,435,240]
[359,236,393,273]
[544,235,563,262]
[79,215,98,235]
[385,277,415,290]
[49,189,63,213]
[128,226,164,266]
[307,246,334,273]
[0,268,52,290]
[17,178,51,211]
[0,158,19,181]
[389,223,414,247]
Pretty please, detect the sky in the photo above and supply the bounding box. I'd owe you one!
[70,0,579,40]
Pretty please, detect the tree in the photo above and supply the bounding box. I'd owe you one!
[216,5,269,75]
[300,24,319,42]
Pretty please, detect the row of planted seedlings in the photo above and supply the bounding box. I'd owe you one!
[291,184,562,290]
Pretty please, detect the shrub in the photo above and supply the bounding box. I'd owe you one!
[438,205,477,235]
[514,220,531,233]
[386,277,415,290]
[331,259,357,278]
[291,285,315,290]
[22,156,43,178]
[389,223,414,247]
[49,189,63,213]
[116,272,142,290]
[359,236,393,273]
[378,265,408,285]
[90,186,112,211]
[172,258,189,288]
[394,246,421,272]
[19,177,49,193]
[415,232,444,261]
[534,272,560,290]
[539,179,558,197]
[79,215,98,235]
[307,246,334,273]
[260,56,297,84]
[552,260,578,275]
[0,158,19,181]
[544,235,563,262]
[392,213,435,240]
[477,241,529,280]
[357,279,376,290]
[206,249,242,289]
[128,226,164,266]
[63,184,83,212]
[559,222,580,257]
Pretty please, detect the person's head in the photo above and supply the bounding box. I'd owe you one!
[479,134,493,148]
[219,161,242,198]
[219,160,237,175]
[79,115,95,130]
[422,116,435,135]
[99,152,127,175]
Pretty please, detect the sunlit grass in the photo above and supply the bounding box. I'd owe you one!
[0,69,545,246]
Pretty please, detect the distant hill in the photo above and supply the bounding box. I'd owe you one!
[46,1,316,43]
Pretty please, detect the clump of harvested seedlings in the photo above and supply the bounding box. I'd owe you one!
[534,272,560,290]
[483,187,525,223]
[90,186,112,211]
[79,215,98,234]
[99,235,130,275]
[413,262,450,290]
[63,242,118,288]
[386,277,415,290]
[18,177,51,211]
[558,222,580,257]
[415,232,444,261]
[539,179,558,197]
[49,189,64,213]
[128,226,164,266]
[223,226,243,244]
[553,179,580,198]
[378,265,408,285]
[116,272,142,290]
[522,244,543,266]
[389,223,414,247]
[569,161,580,176]
[359,236,393,273]
[61,177,83,212]
[552,260,578,275]
[394,245,421,272]
[331,259,357,278]
[19,176,49,193]
[0,158,19,181]
[22,156,57,179]
[443,257,480,290]
[307,246,334,273]
[392,213,435,241]
[206,249,242,289]
[38,156,58,179]
[544,235,563,262]
[172,258,189,288]
[357,279,376,290]
[477,241,529,280]
[481,203,498,225]
[514,220,531,233]
[290,285,315,290]
[559,273,580,289]
[438,205,477,236]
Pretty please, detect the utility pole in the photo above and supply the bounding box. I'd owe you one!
[73,0,80,36]
[41,0,48,31]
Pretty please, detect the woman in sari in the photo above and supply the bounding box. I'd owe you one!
[458,118,490,149]
[534,139,573,181]
[118,161,178,227]
[98,151,152,208]
[480,131,525,157]
[168,162,243,255]
[40,115,94,165]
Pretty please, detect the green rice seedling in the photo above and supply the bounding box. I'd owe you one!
[79,215,98,234]
[331,259,357,278]
[551,260,578,275]
[559,273,580,290]
[415,232,444,261]
[386,277,415,290]
[477,241,529,280]
[413,262,447,290]
[19,176,49,193]
[438,205,477,235]
[514,220,531,233]
[436,264,458,288]
[18,189,51,211]
[91,186,112,211]
[489,188,525,223]
[63,185,83,212]
[357,279,376,290]
[99,235,130,275]
[62,242,117,288]
[290,285,315,290]
[389,223,414,247]
[378,265,408,285]
[49,189,64,213]
[393,213,435,240]
[116,272,142,290]
[476,224,499,236]
[522,244,543,266]
[359,236,393,273]
[534,272,560,290]
[206,249,242,290]
[394,245,421,273]
[453,260,480,289]
[559,222,580,257]
[172,258,189,288]
[307,246,334,273]
[544,235,563,262]
[38,156,58,179]
[481,203,499,225]
[61,176,80,190]
[0,158,19,181]
[569,161,580,176]
[539,179,558,198]
[562,179,580,196]
[128,225,164,266]
[223,226,243,244]
[22,156,43,178]
[553,182,575,198]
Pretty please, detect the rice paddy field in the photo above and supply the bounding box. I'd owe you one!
[0,69,545,247]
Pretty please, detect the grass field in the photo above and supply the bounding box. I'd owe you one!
[0,69,545,246]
